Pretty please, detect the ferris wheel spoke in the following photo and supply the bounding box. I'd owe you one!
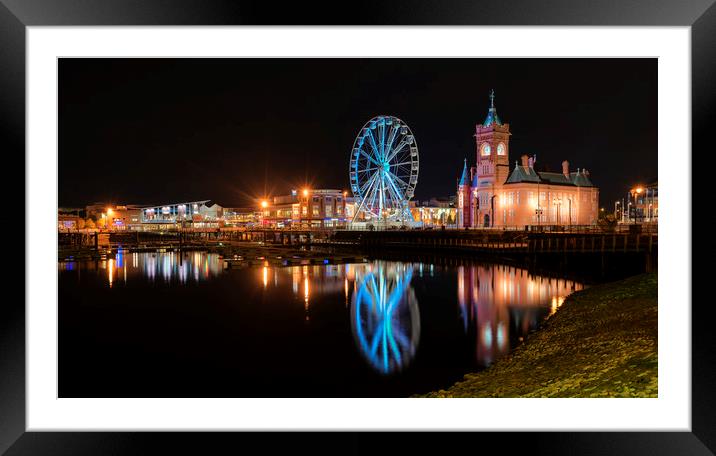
[385,124,399,155]
[369,322,384,358]
[385,139,408,163]
[359,150,381,167]
[382,174,403,204]
[390,161,413,168]
[367,131,382,162]
[386,322,402,366]
[379,121,386,159]
[386,170,410,189]
[359,170,379,193]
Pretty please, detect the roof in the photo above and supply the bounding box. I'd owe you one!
[505,164,541,183]
[483,89,503,127]
[505,166,596,187]
[139,200,211,209]
[458,158,469,186]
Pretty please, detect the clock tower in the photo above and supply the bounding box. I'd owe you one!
[475,90,511,187]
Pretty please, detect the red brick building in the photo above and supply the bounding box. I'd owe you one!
[457,90,599,228]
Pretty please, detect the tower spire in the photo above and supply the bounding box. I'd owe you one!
[459,158,469,186]
[483,89,502,126]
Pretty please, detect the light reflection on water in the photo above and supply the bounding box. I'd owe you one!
[457,264,582,367]
[58,250,224,285]
[59,251,583,376]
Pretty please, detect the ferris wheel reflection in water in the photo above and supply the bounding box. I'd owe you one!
[350,261,421,375]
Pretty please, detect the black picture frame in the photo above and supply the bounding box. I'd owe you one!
[2,0,712,454]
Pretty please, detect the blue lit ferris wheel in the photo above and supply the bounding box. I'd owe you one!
[349,116,419,222]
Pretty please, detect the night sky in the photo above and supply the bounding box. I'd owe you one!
[59,58,656,208]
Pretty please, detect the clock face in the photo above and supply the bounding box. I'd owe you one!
[481,143,491,156]
[497,143,506,156]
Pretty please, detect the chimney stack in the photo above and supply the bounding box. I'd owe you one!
[521,154,530,168]
[562,160,570,177]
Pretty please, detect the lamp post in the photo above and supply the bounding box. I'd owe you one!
[630,186,643,225]
[106,208,114,231]
[490,194,496,228]
[567,197,572,227]
[553,197,562,228]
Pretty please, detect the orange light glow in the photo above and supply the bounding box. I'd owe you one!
[260,200,268,208]
[303,189,309,197]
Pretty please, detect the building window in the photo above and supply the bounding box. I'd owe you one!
[302,206,307,216]
[313,205,320,216]
[326,205,332,217]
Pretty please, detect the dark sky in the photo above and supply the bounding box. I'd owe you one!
[59,58,656,208]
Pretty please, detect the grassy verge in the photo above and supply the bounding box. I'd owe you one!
[419,273,658,398]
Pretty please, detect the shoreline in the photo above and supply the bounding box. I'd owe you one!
[417,272,658,398]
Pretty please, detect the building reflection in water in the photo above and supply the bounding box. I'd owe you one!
[457,264,583,367]
[350,261,420,375]
[57,250,224,286]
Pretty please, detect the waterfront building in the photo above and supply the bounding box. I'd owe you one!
[410,206,457,227]
[259,189,348,228]
[616,179,657,224]
[58,214,81,231]
[456,90,599,228]
[223,207,260,227]
[84,203,143,230]
[140,200,223,229]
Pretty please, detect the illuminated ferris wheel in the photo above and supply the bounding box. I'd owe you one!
[349,116,419,222]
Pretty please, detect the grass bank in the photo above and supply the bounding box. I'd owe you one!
[419,273,658,398]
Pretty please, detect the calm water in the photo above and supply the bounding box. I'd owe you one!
[59,250,583,397]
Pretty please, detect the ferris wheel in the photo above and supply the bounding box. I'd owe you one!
[349,115,419,222]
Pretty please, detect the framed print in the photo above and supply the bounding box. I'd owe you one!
[2,0,714,453]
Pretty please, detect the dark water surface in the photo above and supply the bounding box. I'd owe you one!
[59,250,583,397]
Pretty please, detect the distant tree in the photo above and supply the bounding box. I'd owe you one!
[77,218,85,229]
[85,219,96,229]
[597,213,617,231]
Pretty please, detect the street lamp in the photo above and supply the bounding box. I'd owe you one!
[630,186,643,224]
[106,208,114,231]
[614,201,620,223]
[553,197,562,227]
[490,194,496,228]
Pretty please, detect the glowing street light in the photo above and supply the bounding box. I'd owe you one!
[553,197,562,225]
[630,186,644,224]
[260,200,268,208]
[303,188,309,197]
